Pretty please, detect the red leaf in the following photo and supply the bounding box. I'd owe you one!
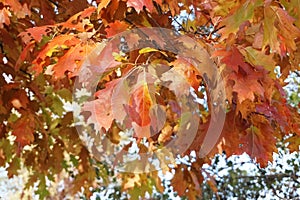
[228,67,265,103]
[213,46,247,73]
[256,102,289,132]
[127,0,154,13]
[105,20,129,38]
[240,116,277,167]
[15,41,35,69]
[11,90,29,109]
[19,26,53,44]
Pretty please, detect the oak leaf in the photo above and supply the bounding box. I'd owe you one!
[105,20,129,38]
[128,82,153,127]
[241,47,276,78]
[31,35,80,74]
[11,115,35,147]
[3,0,31,19]
[83,79,120,131]
[240,120,276,167]
[0,8,11,29]
[53,43,96,78]
[219,0,262,38]
[19,26,53,44]
[127,0,154,13]
[263,6,280,54]
[276,7,300,53]
[171,167,188,196]
[97,0,112,13]
[60,7,96,32]
[281,0,300,28]
[213,46,248,72]
[229,66,265,103]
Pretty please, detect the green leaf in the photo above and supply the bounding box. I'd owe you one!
[7,113,19,123]
[70,154,79,167]
[128,185,142,200]
[7,156,20,178]
[50,95,64,116]
[219,0,263,38]
[242,46,276,78]
[36,174,50,200]
[57,88,72,102]
[0,138,16,163]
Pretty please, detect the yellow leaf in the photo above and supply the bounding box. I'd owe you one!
[242,46,276,78]
[139,47,158,54]
[219,0,263,38]
[263,6,280,53]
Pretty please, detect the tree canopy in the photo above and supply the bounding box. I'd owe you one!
[0,0,300,199]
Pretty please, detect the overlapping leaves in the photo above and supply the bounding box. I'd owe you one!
[0,0,300,199]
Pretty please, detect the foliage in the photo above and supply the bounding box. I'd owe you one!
[0,0,300,199]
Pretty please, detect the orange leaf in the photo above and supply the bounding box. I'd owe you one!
[128,82,153,127]
[0,8,11,29]
[12,116,35,147]
[97,0,111,13]
[132,122,151,138]
[31,35,80,74]
[263,6,280,54]
[3,0,31,19]
[161,58,199,97]
[275,7,300,53]
[53,43,96,78]
[171,58,201,90]
[83,79,120,131]
[105,20,129,38]
[285,135,300,152]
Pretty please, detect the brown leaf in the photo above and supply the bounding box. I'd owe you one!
[171,167,188,196]
[11,115,35,147]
